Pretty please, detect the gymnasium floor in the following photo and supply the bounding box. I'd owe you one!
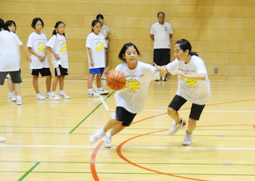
[0,76,254,181]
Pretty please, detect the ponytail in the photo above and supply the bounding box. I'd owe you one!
[52,21,65,37]
[175,39,199,56]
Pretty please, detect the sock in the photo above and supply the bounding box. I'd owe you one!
[59,90,65,94]
[106,131,112,138]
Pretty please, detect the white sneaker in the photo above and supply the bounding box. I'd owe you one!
[162,77,167,81]
[36,93,46,100]
[45,91,51,98]
[90,129,105,143]
[16,96,23,105]
[59,92,70,99]
[10,93,16,102]
[49,92,61,100]
[183,131,193,146]
[0,137,6,142]
[97,88,109,95]
[88,91,99,97]
[8,92,15,99]
[103,132,112,148]
[168,119,186,135]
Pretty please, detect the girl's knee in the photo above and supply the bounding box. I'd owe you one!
[167,107,176,115]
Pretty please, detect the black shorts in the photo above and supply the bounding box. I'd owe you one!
[169,95,205,120]
[115,107,137,126]
[31,68,51,77]
[0,70,22,85]
[55,65,68,76]
[153,49,171,66]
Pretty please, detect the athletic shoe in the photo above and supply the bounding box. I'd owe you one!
[90,128,105,143]
[16,96,23,105]
[97,88,109,95]
[162,76,167,81]
[0,137,6,142]
[10,93,17,102]
[49,92,61,100]
[45,91,51,98]
[88,91,99,97]
[168,119,186,135]
[8,92,15,99]
[59,92,70,99]
[103,132,112,148]
[36,93,46,100]
[183,131,193,146]
[155,78,160,81]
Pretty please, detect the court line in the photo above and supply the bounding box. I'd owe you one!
[90,141,104,181]
[0,144,254,150]
[17,162,40,181]
[90,98,255,180]
[69,91,114,134]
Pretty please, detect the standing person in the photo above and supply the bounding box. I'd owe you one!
[96,14,110,67]
[86,20,109,97]
[5,20,17,101]
[47,21,70,100]
[150,11,173,81]
[27,18,52,100]
[0,19,30,105]
[90,42,159,148]
[156,39,210,146]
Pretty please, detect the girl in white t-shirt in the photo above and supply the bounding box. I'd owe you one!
[2,20,31,105]
[27,18,52,100]
[156,39,211,146]
[90,42,159,148]
[86,20,109,97]
[47,21,70,100]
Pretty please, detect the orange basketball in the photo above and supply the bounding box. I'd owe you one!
[106,70,126,90]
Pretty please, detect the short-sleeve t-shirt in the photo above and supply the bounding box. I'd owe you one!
[47,34,68,68]
[0,30,23,72]
[100,24,110,44]
[114,61,159,113]
[86,32,107,69]
[166,56,211,105]
[27,32,49,69]
[150,22,173,49]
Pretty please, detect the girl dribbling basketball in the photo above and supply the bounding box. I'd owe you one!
[90,42,159,148]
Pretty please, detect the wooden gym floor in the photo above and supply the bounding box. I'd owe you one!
[0,76,254,181]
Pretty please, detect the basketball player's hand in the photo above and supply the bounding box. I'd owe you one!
[39,56,44,62]
[154,63,167,77]
[90,61,94,67]
[103,67,111,76]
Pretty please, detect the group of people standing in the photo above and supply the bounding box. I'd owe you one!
[1,12,211,148]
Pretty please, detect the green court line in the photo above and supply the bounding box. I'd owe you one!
[69,91,114,134]
[17,162,40,181]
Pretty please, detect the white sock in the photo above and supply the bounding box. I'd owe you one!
[59,90,65,94]
[106,131,112,137]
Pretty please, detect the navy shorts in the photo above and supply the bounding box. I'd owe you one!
[89,68,105,74]
[55,65,68,76]
[114,107,137,126]
[31,68,51,77]
[169,95,205,120]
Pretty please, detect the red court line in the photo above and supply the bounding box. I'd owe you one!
[90,141,103,181]
[132,99,255,125]
[90,98,254,180]
[116,130,207,181]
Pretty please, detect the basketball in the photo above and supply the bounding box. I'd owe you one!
[106,70,126,90]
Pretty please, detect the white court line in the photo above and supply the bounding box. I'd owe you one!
[0,144,255,151]
[109,109,255,113]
